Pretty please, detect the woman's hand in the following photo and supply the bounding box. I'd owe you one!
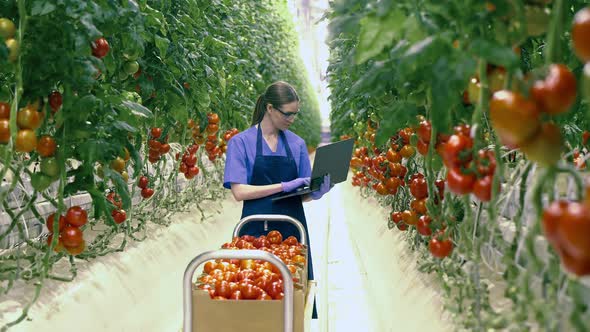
[311,174,332,200]
[281,177,310,192]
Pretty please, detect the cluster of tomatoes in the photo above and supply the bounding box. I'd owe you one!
[177,144,200,180]
[542,187,590,276]
[220,127,239,153]
[147,127,171,164]
[107,191,127,224]
[137,175,154,199]
[196,230,306,301]
[203,112,222,162]
[0,17,18,62]
[436,124,498,202]
[45,206,88,256]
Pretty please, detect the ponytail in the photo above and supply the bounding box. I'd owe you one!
[251,94,266,125]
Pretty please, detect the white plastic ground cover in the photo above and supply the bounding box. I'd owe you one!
[0,198,243,332]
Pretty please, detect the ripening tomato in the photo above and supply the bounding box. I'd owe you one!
[15,129,37,153]
[0,102,9,119]
[375,182,389,195]
[0,18,16,39]
[91,37,110,58]
[519,122,563,166]
[490,90,540,148]
[5,38,18,62]
[0,118,9,144]
[400,145,415,158]
[110,157,126,173]
[16,107,42,130]
[36,135,57,157]
[66,206,88,227]
[60,226,84,248]
[401,210,418,226]
[446,167,475,195]
[46,213,67,233]
[410,198,428,215]
[572,8,590,62]
[530,64,577,115]
[429,235,453,258]
[416,215,433,236]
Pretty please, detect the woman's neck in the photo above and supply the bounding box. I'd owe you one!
[259,116,279,137]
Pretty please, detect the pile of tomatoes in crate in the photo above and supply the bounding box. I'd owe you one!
[195,230,307,300]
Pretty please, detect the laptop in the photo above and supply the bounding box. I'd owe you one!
[271,138,355,202]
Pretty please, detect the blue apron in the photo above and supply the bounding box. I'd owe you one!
[239,124,318,318]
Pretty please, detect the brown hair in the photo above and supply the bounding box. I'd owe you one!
[251,81,299,125]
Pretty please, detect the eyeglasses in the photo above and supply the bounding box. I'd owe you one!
[273,106,299,120]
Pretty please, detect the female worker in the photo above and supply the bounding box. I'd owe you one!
[223,81,330,318]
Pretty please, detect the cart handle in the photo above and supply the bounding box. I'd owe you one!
[232,214,307,246]
[183,249,294,332]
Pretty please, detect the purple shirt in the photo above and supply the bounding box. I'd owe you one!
[223,126,312,189]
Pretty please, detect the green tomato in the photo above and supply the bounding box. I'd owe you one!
[369,112,379,123]
[0,18,16,40]
[123,61,139,75]
[348,112,356,121]
[40,157,60,177]
[5,38,18,62]
[31,173,53,191]
[118,71,129,81]
[123,48,141,61]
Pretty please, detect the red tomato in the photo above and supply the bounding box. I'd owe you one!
[435,179,445,201]
[558,202,590,260]
[542,200,568,246]
[66,206,88,227]
[206,123,219,135]
[207,112,220,124]
[572,8,590,62]
[446,168,475,195]
[253,237,270,249]
[141,187,154,198]
[390,211,403,224]
[417,139,429,156]
[490,90,540,148]
[48,91,62,112]
[65,240,85,256]
[15,129,37,153]
[159,143,171,154]
[417,121,432,143]
[530,64,577,115]
[410,198,428,215]
[416,215,432,236]
[138,176,149,189]
[112,209,127,224]
[240,283,261,300]
[374,182,389,195]
[150,127,162,139]
[267,281,284,300]
[386,149,402,163]
[473,175,493,202]
[0,118,10,144]
[229,290,243,300]
[0,102,10,119]
[91,37,110,58]
[442,134,473,168]
[215,280,232,298]
[46,213,67,233]
[283,236,298,246]
[396,222,408,231]
[267,230,283,245]
[36,135,57,157]
[476,150,496,176]
[187,166,200,177]
[60,226,84,248]
[429,235,453,258]
[409,176,428,199]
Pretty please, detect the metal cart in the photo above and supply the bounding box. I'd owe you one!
[183,214,316,332]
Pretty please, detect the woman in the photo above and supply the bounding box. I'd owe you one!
[223,81,329,318]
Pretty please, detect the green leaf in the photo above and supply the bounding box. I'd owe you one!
[355,9,405,64]
[31,2,56,16]
[154,35,170,58]
[121,101,153,118]
[113,120,137,132]
[110,171,132,210]
[375,101,418,146]
[469,39,519,69]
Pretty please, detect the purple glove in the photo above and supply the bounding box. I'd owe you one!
[311,174,332,200]
[281,177,310,192]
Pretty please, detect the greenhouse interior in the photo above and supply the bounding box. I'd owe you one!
[1,0,590,331]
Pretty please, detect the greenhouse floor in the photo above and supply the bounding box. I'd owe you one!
[2,181,452,332]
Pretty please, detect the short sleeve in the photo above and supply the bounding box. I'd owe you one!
[223,137,248,189]
[299,141,312,178]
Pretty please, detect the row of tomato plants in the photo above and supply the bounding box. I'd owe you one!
[0,0,321,330]
[327,0,589,330]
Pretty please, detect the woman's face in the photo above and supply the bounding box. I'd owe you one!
[269,101,299,131]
